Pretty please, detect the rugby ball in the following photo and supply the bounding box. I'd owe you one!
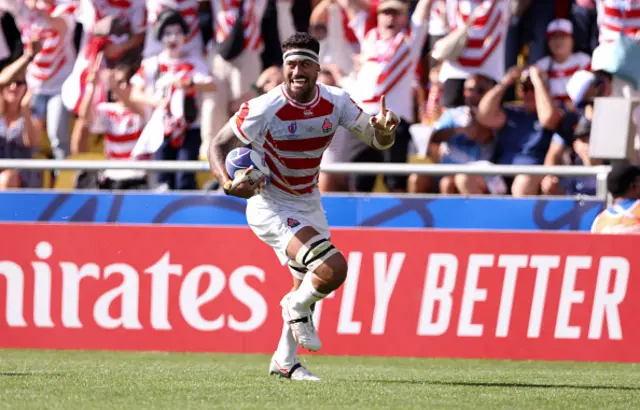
[225,147,271,183]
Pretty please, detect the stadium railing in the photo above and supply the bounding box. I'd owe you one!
[0,159,612,200]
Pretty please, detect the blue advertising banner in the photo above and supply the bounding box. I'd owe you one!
[0,192,603,231]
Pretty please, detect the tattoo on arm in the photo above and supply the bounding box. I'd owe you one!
[207,122,247,184]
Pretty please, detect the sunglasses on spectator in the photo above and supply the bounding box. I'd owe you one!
[464,86,487,94]
[9,80,26,86]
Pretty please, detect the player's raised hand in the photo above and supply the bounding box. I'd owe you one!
[370,95,399,134]
[224,166,266,198]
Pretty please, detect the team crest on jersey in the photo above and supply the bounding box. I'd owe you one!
[287,218,300,228]
[322,118,333,133]
[288,122,297,134]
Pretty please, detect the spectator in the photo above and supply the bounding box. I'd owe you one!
[130,9,216,190]
[337,0,434,192]
[570,0,598,56]
[200,0,267,159]
[434,0,509,109]
[535,19,591,107]
[0,40,43,189]
[71,57,151,190]
[15,0,76,162]
[591,161,640,234]
[428,73,505,195]
[542,69,613,196]
[143,0,204,58]
[476,66,571,197]
[62,0,147,117]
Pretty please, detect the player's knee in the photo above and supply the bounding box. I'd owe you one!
[324,252,348,286]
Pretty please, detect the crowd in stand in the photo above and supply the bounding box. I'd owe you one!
[0,0,634,196]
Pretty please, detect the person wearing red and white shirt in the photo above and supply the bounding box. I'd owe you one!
[199,0,267,159]
[337,0,434,192]
[143,0,203,58]
[535,19,591,106]
[207,33,400,380]
[436,0,509,108]
[61,0,147,118]
[130,10,216,190]
[15,0,76,161]
[72,59,150,189]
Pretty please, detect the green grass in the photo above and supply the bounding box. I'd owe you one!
[0,349,639,409]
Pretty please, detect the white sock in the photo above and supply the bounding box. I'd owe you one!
[288,273,327,317]
[273,321,298,371]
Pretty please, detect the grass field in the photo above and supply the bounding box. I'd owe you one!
[1,349,639,409]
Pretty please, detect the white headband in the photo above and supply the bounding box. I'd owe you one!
[283,49,320,65]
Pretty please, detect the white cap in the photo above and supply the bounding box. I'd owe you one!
[591,42,614,72]
[546,18,573,37]
[566,70,596,105]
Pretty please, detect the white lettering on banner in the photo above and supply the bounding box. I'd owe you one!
[228,266,267,332]
[60,261,100,328]
[0,260,26,327]
[588,257,629,340]
[527,256,560,338]
[146,252,182,330]
[371,252,405,335]
[555,256,592,339]
[458,254,494,337]
[32,242,54,327]
[496,255,528,338]
[337,252,362,334]
[179,265,226,331]
[417,253,457,336]
[94,264,142,329]
[0,242,268,333]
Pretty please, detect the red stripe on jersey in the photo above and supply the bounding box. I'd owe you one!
[269,176,314,196]
[604,5,640,19]
[459,0,498,26]
[235,102,250,137]
[31,56,67,81]
[266,131,335,152]
[263,141,323,170]
[377,49,410,85]
[107,151,134,159]
[107,0,132,7]
[265,155,317,186]
[457,32,503,67]
[105,130,142,143]
[275,97,335,121]
[361,64,411,103]
[465,11,502,49]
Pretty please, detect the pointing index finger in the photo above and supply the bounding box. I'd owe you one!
[380,95,387,115]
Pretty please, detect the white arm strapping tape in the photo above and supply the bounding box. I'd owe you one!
[348,112,396,150]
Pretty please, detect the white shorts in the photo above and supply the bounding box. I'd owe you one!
[245,195,331,267]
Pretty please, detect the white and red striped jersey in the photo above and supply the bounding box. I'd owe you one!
[597,0,640,43]
[16,2,77,95]
[231,83,364,201]
[130,53,212,129]
[212,0,266,54]
[76,0,146,45]
[349,10,429,122]
[90,102,147,160]
[143,0,203,57]
[439,0,509,83]
[535,52,591,102]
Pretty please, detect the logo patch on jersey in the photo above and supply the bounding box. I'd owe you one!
[304,110,313,116]
[287,218,300,228]
[322,118,333,133]
[288,122,297,134]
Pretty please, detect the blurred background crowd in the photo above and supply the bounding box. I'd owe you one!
[0,0,633,196]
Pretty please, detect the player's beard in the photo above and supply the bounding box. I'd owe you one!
[287,76,316,103]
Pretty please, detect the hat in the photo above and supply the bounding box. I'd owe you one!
[377,0,409,13]
[546,18,573,38]
[607,162,640,197]
[566,70,596,106]
[574,115,591,138]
